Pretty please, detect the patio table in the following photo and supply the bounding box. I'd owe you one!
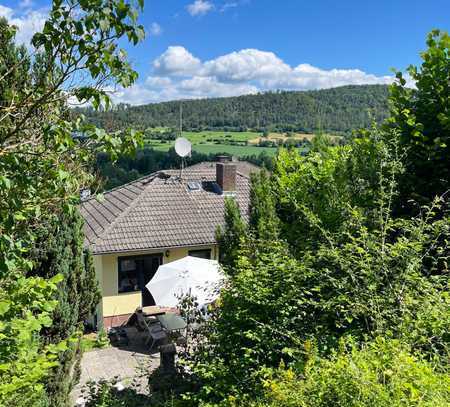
[142,306,166,317]
[157,313,187,332]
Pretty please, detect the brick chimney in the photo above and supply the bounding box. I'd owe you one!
[216,161,236,192]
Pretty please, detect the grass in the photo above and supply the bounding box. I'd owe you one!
[80,330,110,352]
[143,129,330,158]
[182,130,261,143]
[146,140,278,157]
[145,130,276,157]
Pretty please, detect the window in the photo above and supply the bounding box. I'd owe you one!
[118,254,162,305]
[188,249,212,259]
[118,259,139,293]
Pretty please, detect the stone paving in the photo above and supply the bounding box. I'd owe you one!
[71,327,160,404]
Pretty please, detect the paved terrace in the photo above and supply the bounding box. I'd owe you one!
[71,327,160,404]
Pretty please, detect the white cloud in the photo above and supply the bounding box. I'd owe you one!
[203,49,291,82]
[187,0,214,16]
[0,5,13,19]
[145,76,172,88]
[153,46,202,76]
[261,64,393,90]
[110,46,398,105]
[0,5,47,47]
[110,84,163,106]
[149,22,162,36]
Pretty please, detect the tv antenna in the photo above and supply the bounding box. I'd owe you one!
[174,137,191,179]
[179,103,183,137]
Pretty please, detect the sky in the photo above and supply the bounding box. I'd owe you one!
[0,0,448,105]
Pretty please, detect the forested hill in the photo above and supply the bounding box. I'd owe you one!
[80,84,390,135]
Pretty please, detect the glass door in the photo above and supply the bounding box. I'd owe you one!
[139,255,162,307]
[118,254,163,307]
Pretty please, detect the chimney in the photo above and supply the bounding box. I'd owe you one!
[216,162,236,192]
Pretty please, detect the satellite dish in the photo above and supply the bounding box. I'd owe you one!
[175,137,191,158]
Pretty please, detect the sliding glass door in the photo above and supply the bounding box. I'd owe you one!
[118,254,163,307]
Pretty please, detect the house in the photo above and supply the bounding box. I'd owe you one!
[80,157,257,328]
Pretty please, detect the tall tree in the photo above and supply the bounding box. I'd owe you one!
[249,170,280,242]
[29,211,101,405]
[216,197,248,273]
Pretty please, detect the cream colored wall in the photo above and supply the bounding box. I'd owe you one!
[95,244,218,322]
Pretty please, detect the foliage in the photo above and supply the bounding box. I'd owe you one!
[81,379,151,407]
[387,29,449,209]
[249,170,280,241]
[216,198,248,273]
[0,0,144,404]
[30,211,100,344]
[272,127,400,253]
[0,274,65,406]
[80,331,110,353]
[172,129,449,405]
[257,338,450,407]
[79,84,390,135]
[96,329,111,349]
[147,29,449,407]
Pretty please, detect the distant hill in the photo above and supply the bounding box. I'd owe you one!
[79,84,390,135]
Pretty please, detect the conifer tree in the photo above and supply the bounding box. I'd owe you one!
[216,197,247,273]
[249,170,280,242]
[29,210,101,405]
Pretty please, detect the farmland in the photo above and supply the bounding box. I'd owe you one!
[144,129,324,157]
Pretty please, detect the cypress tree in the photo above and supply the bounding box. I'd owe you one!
[216,197,248,273]
[249,170,280,242]
[29,209,101,406]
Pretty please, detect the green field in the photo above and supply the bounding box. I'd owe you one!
[145,130,279,157]
[182,130,261,143]
[147,140,278,156]
[143,129,324,157]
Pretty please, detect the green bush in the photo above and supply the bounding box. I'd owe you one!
[257,338,450,407]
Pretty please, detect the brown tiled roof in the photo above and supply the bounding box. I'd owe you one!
[80,163,253,254]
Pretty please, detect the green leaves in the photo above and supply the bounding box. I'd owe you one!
[0,1,146,404]
[387,29,450,209]
[0,302,10,316]
[184,123,450,405]
[258,338,450,407]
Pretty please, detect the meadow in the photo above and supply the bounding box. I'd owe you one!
[144,129,320,157]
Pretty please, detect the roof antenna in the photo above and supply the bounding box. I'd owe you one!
[174,105,191,181]
[179,102,183,138]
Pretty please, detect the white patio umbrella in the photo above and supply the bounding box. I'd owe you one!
[145,256,224,308]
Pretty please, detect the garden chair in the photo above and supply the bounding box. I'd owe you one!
[136,310,168,350]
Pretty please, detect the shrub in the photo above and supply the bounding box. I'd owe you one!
[257,338,450,407]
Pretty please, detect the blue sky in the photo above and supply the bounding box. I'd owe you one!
[0,0,448,104]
